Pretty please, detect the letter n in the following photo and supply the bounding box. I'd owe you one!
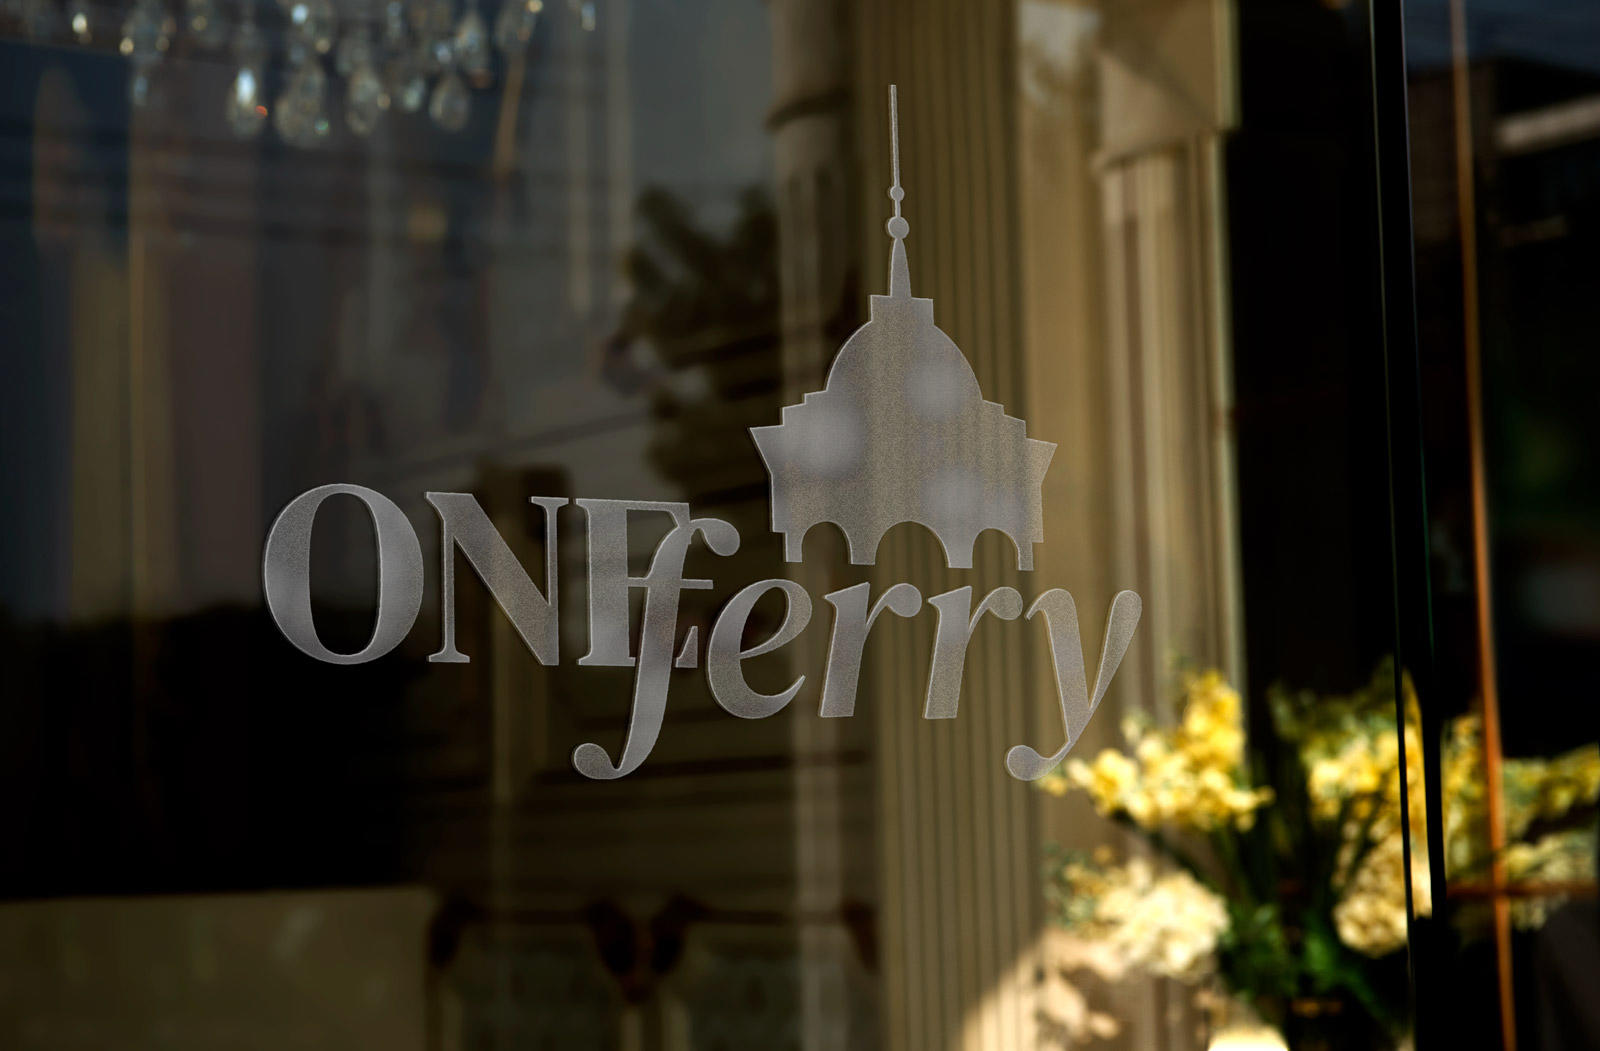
[426,493,567,665]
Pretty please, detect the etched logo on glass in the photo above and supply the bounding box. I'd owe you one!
[261,88,1142,782]
[754,88,1054,571]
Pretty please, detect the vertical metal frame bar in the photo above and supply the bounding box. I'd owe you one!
[1366,0,1452,1047]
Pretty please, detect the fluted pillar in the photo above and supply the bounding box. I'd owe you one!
[1023,2,1241,1049]
[854,2,1044,1049]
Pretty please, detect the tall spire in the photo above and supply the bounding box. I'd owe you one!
[886,85,911,298]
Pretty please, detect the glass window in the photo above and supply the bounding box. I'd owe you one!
[1,1,1592,1049]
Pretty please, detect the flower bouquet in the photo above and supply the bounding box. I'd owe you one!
[1035,663,1599,1049]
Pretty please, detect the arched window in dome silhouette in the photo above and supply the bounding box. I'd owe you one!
[751,86,1056,570]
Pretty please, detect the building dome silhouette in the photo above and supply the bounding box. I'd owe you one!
[751,87,1054,570]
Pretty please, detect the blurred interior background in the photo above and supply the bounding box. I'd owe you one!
[0,0,1596,1048]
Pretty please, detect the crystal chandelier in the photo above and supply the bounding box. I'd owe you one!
[3,0,596,144]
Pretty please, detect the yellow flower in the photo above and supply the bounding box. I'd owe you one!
[1441,717,1599,888]
[1124,792,1157,827]
[1068,750,1139,815]
[1334,833,1428,956]
[1041,668,1273,832]
[1503,828,1598,929]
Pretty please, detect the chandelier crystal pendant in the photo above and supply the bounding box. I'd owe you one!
[67,0,92,42]
[333,9,368,74]
[225,4,269,137]
[452,0,489,83]
[343,14,388,135]
[5,0,583,145]
[120,0,175,107]
[427,60,469,131]
[387,50,428,114]
[410,0,451,73]
[273,51,330,145]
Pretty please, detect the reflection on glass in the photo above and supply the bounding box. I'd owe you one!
[6,0,1594,1047]
[1037,667,1417,1048]
[1406,0,1600,1046]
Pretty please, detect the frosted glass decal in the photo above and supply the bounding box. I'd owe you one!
[752,86,1055,571]
[260,88,1142,781]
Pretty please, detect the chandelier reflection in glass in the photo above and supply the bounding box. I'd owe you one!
[3,0,594,143]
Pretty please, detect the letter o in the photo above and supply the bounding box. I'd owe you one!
[262,484,425,664]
